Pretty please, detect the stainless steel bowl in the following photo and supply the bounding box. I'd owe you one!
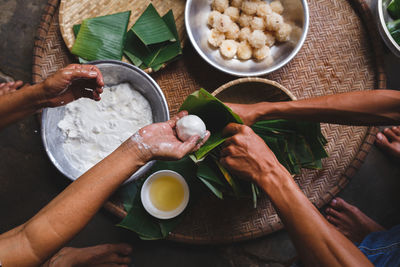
[41,60,169,184]
[377,0,400,57]
[185,0,309,77]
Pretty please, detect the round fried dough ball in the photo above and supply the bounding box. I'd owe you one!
[270,1,284,14]
[220,40,238,58]
[265,12,284,31]
[250,16,265,31]
[237,41,252,60]
[212,0,229,12]
[275,22,292,42]
[239,27,251,41]
[215,14,233,32]
[253,45,270,61]
[238,13,252,28]
[241,1,258,15]
[257,2,272,17]
[248,30,267,48]
[230,0,243,8]
[265,31,276,47]
[208,10,222,27]
[225,22,240,40]
[224,6,240,22]
[208,28,226,47]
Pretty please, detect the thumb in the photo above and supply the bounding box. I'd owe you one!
[179,135,200,156]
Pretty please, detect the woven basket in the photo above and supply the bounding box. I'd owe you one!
[33,0,386,244]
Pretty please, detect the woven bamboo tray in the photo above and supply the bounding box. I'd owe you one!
[33,0,386,244]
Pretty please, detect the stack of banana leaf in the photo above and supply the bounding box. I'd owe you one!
[71,4,182,70]
[387,0,400,45]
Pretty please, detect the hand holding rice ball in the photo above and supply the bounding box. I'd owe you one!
[207,0,293,62]
[176,115,207,142]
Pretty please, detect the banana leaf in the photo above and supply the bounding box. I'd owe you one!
[179,89,243,160]
[388,0,400,19]
[124,9,182,69]
[131,4,175,45]
[71,11,131,61]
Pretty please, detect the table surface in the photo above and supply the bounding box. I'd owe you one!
[0,0,399,266]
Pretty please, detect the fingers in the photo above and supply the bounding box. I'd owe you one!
[222,123,245,137]
[392,126,400,136]
[194,131,211,150]
[178,135,200,156]
[168,110,189,128]
[383,128,400,142]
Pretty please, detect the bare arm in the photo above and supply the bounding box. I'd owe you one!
[220,124,373,267]
[0,64,104,130]
[227,90,400,126]
[0,111,209,266]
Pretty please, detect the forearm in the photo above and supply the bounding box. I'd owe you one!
[253,90,400,125]
[0,139,144,266]
[259,167,372,267]
[0,83,47,129]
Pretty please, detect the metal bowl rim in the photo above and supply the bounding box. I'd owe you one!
[185,0,310,77]
[41,60,170,184]
[377,0,400,55]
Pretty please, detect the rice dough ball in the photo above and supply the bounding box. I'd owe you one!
[220,39,238,58]
[265,31,276,47]
[248,30,267,48]
[270,1,284,14]
[257,2,272,18]
[238,13,252,28]
[237,41,252,60]
[239,27,251,41]
[250,16,266,31]
[275,23,292,42]
[212,0,229,12]
[265,12,284,31]
[253,45,270,61]
[215,14,233,33]
[176,115,207,142]
[241,1,258,15]
[225,22,240,40]
[224,6,240,22]
[208,29,226,47]
[208,10,222,27]
[230,0,243,8]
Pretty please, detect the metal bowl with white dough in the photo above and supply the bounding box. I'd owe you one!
[185,0,309,77]
[41,60,169,184]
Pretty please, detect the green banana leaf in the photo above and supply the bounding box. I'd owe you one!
[131,4,175,45]
[71,11,131,61]
[388,0,400,20]
[179,89,243,159]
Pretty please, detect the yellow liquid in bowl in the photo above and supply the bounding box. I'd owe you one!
[149,176,185,212]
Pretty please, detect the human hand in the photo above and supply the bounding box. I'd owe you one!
[41,64,104,107]
[127,111,210,164]
[219,123,289,186]
[225,103,260,126]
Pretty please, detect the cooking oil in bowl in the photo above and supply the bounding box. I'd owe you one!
[141,170,189,219]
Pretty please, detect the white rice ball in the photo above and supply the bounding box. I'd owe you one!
[238,13,252,28]
[220,39,238,58]
[241,1,258,15]
[208,29,226,47]
[270,0,284,14]
[225,22,240,40]
[265,31,276,47]
[230,0,243,8]
[253,45,270,61]
[257,2,272,18]
[208,10,222,28]
[214,14,233,33]
[237,41,252,60]
[250,16,265,31]
[212,0,229,12]
[248,30,266,48]
[224,6,240,22]
[265,12,284,31]
[275,22,292,42]
[239,27,252,41]
[176,115,207,142]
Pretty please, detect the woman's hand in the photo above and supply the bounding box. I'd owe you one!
[41,64,104,107]
[225,103,261,126]
[219,123,289,186]
[126,111,210,164]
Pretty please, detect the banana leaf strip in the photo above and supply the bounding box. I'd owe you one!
[71,11,131,61]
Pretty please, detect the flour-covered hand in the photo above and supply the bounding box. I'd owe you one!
[41,64,104,107]
[128,111,210,163]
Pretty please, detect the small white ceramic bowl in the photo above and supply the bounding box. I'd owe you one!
[141,170,190,219]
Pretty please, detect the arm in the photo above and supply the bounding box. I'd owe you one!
[0,64,104,130]
[227,90,400,126]
[220,124,373,267]
[0,111,209,267]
